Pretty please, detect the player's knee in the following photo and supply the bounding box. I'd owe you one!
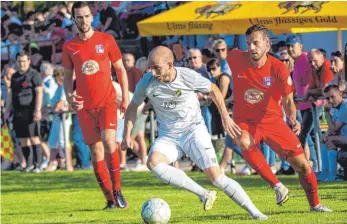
[102,138,116,150]
[212,174,234,193]
[146,154,158,170]
[239,136,253,152]
[203,166,221,183]
[295,161,311,175]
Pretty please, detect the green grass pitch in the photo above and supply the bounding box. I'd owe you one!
[2,171,347,223]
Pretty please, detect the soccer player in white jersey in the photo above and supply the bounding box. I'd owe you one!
[121,46,268,220]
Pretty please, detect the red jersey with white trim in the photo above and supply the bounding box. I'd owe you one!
[62,31,121,109]
[227,49,294,123]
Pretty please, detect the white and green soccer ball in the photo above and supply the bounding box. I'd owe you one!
[141,198,171,224]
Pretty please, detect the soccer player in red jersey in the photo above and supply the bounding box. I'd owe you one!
[62,2,129,210]
[227,25,332,212]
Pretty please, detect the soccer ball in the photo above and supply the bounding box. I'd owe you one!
[141,198,171,224]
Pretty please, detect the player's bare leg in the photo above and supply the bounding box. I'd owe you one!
[90,141,116,210]
[102,129,128,209]
[236,131,289,206]
[147,151,214,211]
[203,165,268,220]
[287,154,332,212]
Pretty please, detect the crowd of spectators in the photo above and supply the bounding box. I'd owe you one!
[1,1,347,181]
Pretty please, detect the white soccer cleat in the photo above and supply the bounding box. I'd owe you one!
[240,165,252,175]
[203,191,217,211]
[274,185,289,206]
[252,213,269,220]
[310,204,333,212]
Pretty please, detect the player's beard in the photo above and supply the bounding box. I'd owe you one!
[250,49,266,61]
[77,23,91,33]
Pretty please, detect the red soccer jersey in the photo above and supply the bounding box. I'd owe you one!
[62,31,121,109]
[227,49,294,123]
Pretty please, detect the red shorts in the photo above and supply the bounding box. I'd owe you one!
[236,118,304,160]
[77,99,117,145]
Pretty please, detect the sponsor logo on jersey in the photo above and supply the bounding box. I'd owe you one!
[244,88,264,104]
[82,60,100,75]
[263,76,272,87]
[175,89,182,97]
[160,101,178,109]
[95,44,104,54]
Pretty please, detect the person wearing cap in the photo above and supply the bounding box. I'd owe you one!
[286,35,318,174]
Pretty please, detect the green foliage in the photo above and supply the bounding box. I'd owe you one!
[2,171,346,223]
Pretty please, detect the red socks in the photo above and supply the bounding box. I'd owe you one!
[93,160,114,203]
[106,149,121,191]
[299,169,320,207]
[241,145,280,187]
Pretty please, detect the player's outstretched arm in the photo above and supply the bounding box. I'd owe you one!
[121,100,139,151]
[113,59,129,118]
[282,93,301,135]
[209,83,241,139]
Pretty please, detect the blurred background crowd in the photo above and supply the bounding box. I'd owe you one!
[1,1,347,182]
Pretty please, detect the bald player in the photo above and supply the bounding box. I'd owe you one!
[121,46,268,220]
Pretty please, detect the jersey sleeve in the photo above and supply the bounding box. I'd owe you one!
[183,69,211,93]
[275,61,294,96]
[32,71,43,87]
[108,35,122,64]
[132,73,151,105]
[226,49,240,71]
[62,44,73,70]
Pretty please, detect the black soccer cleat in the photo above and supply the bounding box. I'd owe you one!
[103,201,117,211]
[113,190,128,209]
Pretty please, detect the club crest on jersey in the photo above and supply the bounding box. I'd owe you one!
[82,60,100,75]
[263,76,272,87]
[95,44,104,54]
[175,89,182,97]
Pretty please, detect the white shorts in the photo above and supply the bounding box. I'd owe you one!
[149,123,218,170]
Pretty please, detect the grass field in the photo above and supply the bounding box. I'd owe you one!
[2,170,347,224]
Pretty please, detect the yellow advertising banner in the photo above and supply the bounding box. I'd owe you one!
[137,1,347,36]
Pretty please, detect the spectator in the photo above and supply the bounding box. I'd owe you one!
[172,41,186,67]
[4,51,44,173]
[322,84,347,181]
[123,53,143,92]
[201,48,213,64]
[306,48,334,180]
[40,62,58,170]
[212,39,232,89]
[286,35,316,174]
[99,2,120,38]
[135,56,149,74]
[46,68,72,171]
[187,48,212,133]
[330,51,346,92]
[122,53,148,171]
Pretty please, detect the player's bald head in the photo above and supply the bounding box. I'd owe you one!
[148,46,174,65]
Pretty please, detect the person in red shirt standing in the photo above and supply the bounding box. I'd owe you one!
[226,25,332,212]
[62,2,129,210]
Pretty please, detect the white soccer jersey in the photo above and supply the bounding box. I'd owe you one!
[132,67,211,135]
